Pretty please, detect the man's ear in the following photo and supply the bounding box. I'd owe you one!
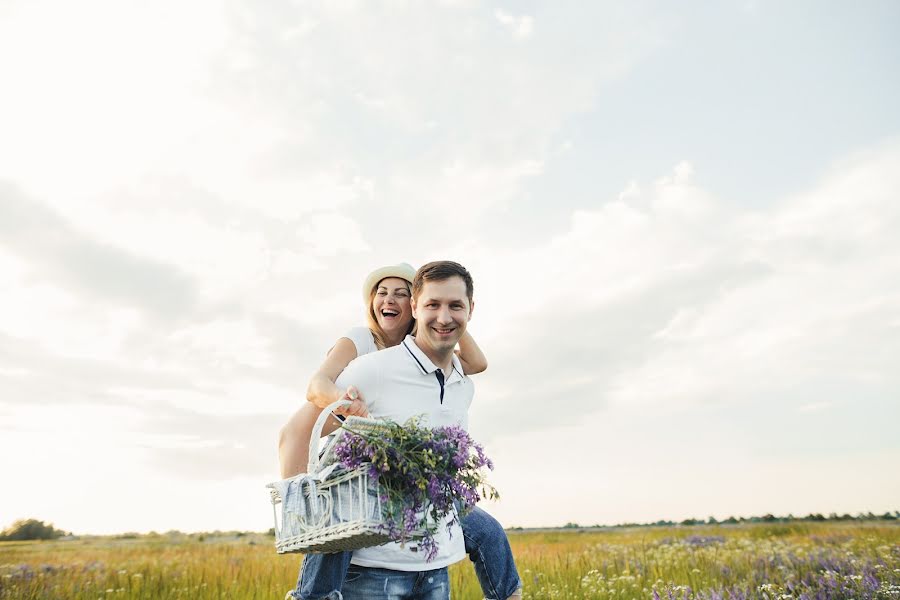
[467,299,474,321]
[410,295,418,314]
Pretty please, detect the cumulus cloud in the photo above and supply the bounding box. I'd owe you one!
[469,144,900,437]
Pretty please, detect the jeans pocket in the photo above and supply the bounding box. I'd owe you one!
[343,567,364,584]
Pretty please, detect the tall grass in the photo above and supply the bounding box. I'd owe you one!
[2,523,898,599]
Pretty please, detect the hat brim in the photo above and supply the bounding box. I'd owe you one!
[362,263,416,304]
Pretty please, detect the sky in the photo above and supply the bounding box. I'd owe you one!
[1,0,899,534]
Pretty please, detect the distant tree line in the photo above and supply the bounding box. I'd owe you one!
[545,511,899,530]
[504,511,900,531]
[648,511,899,528]
[0,519,69,541]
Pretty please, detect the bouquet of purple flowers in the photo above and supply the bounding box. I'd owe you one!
[331,417,498,561]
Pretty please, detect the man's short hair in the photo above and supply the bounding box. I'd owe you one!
[413,261,474,302]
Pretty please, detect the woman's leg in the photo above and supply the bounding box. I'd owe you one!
[286,552,353,600]
[461,507,522,600]
[278,403,324,478]
[280,405,350,598]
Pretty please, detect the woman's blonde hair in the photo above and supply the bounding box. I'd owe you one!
[365,278,416,349]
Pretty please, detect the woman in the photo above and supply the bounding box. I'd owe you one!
[278,263,522,600]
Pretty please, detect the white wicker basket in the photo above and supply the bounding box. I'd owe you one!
[267,400,395,554]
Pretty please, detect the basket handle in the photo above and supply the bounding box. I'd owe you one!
[307,399,352,475]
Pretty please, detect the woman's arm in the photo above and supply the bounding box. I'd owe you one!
[279,338,367,478]
[306,337,357,409]
[306,338,366,413]
[456,331,488,375]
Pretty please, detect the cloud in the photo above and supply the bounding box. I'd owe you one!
[495,10,534,39]
[135,406,285,480]
[0,183,196,320]
[0,330,200,410]
[0,182,347,423]
[468,143,900,436]
[461,144,900,527]
[0,0,668,370]
[209,1,665,218]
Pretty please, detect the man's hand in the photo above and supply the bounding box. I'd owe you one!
[333,385,369,418]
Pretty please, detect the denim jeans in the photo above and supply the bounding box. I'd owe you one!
[342,566,448,600]
[290,507,521,600]
[460,507,522,599]
[291,550,351,600]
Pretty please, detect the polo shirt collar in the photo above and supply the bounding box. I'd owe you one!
[401,335,464,381]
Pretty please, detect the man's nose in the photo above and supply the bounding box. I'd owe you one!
[436,306,453,324]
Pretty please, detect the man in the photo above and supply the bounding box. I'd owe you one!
[332,260,477,600]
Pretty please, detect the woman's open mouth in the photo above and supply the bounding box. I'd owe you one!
[381,309,400,320]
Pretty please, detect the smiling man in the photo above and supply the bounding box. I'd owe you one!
[331,261,478,600]
[411,262,474,374]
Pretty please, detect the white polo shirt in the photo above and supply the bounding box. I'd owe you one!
[335,335,473,571]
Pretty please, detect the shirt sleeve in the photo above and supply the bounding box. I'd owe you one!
[334,355,380,411]
[340,327,375,357]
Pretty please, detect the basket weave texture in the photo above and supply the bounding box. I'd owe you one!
[267,400,413,554]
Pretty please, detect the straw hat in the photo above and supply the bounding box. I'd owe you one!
[361,263,416,304]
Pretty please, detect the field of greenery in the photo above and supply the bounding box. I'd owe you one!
[2,522,898,599]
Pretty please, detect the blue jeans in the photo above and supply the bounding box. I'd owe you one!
[292,550,351,600]
[290,507,521,600]
[461,507,522,599]
[342,566,448,599]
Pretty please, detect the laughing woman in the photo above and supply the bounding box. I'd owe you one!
[278,263,522,600]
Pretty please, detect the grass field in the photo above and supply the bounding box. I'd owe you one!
[2,522,898,599]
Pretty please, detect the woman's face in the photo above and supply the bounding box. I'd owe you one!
[372,277,414,336]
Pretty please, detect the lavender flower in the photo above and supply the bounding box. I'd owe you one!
[332,416,498,561]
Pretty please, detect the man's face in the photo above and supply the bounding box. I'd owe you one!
[411,276,473,356]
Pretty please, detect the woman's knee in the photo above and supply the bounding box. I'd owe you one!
[462,506,508,549]
[278,422,293,450]
[278,405,322,475]
[281,406,319,443]
[279,417,304,455]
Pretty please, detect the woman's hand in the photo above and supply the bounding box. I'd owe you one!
[306,338,359,409]
[333,385,369,418]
